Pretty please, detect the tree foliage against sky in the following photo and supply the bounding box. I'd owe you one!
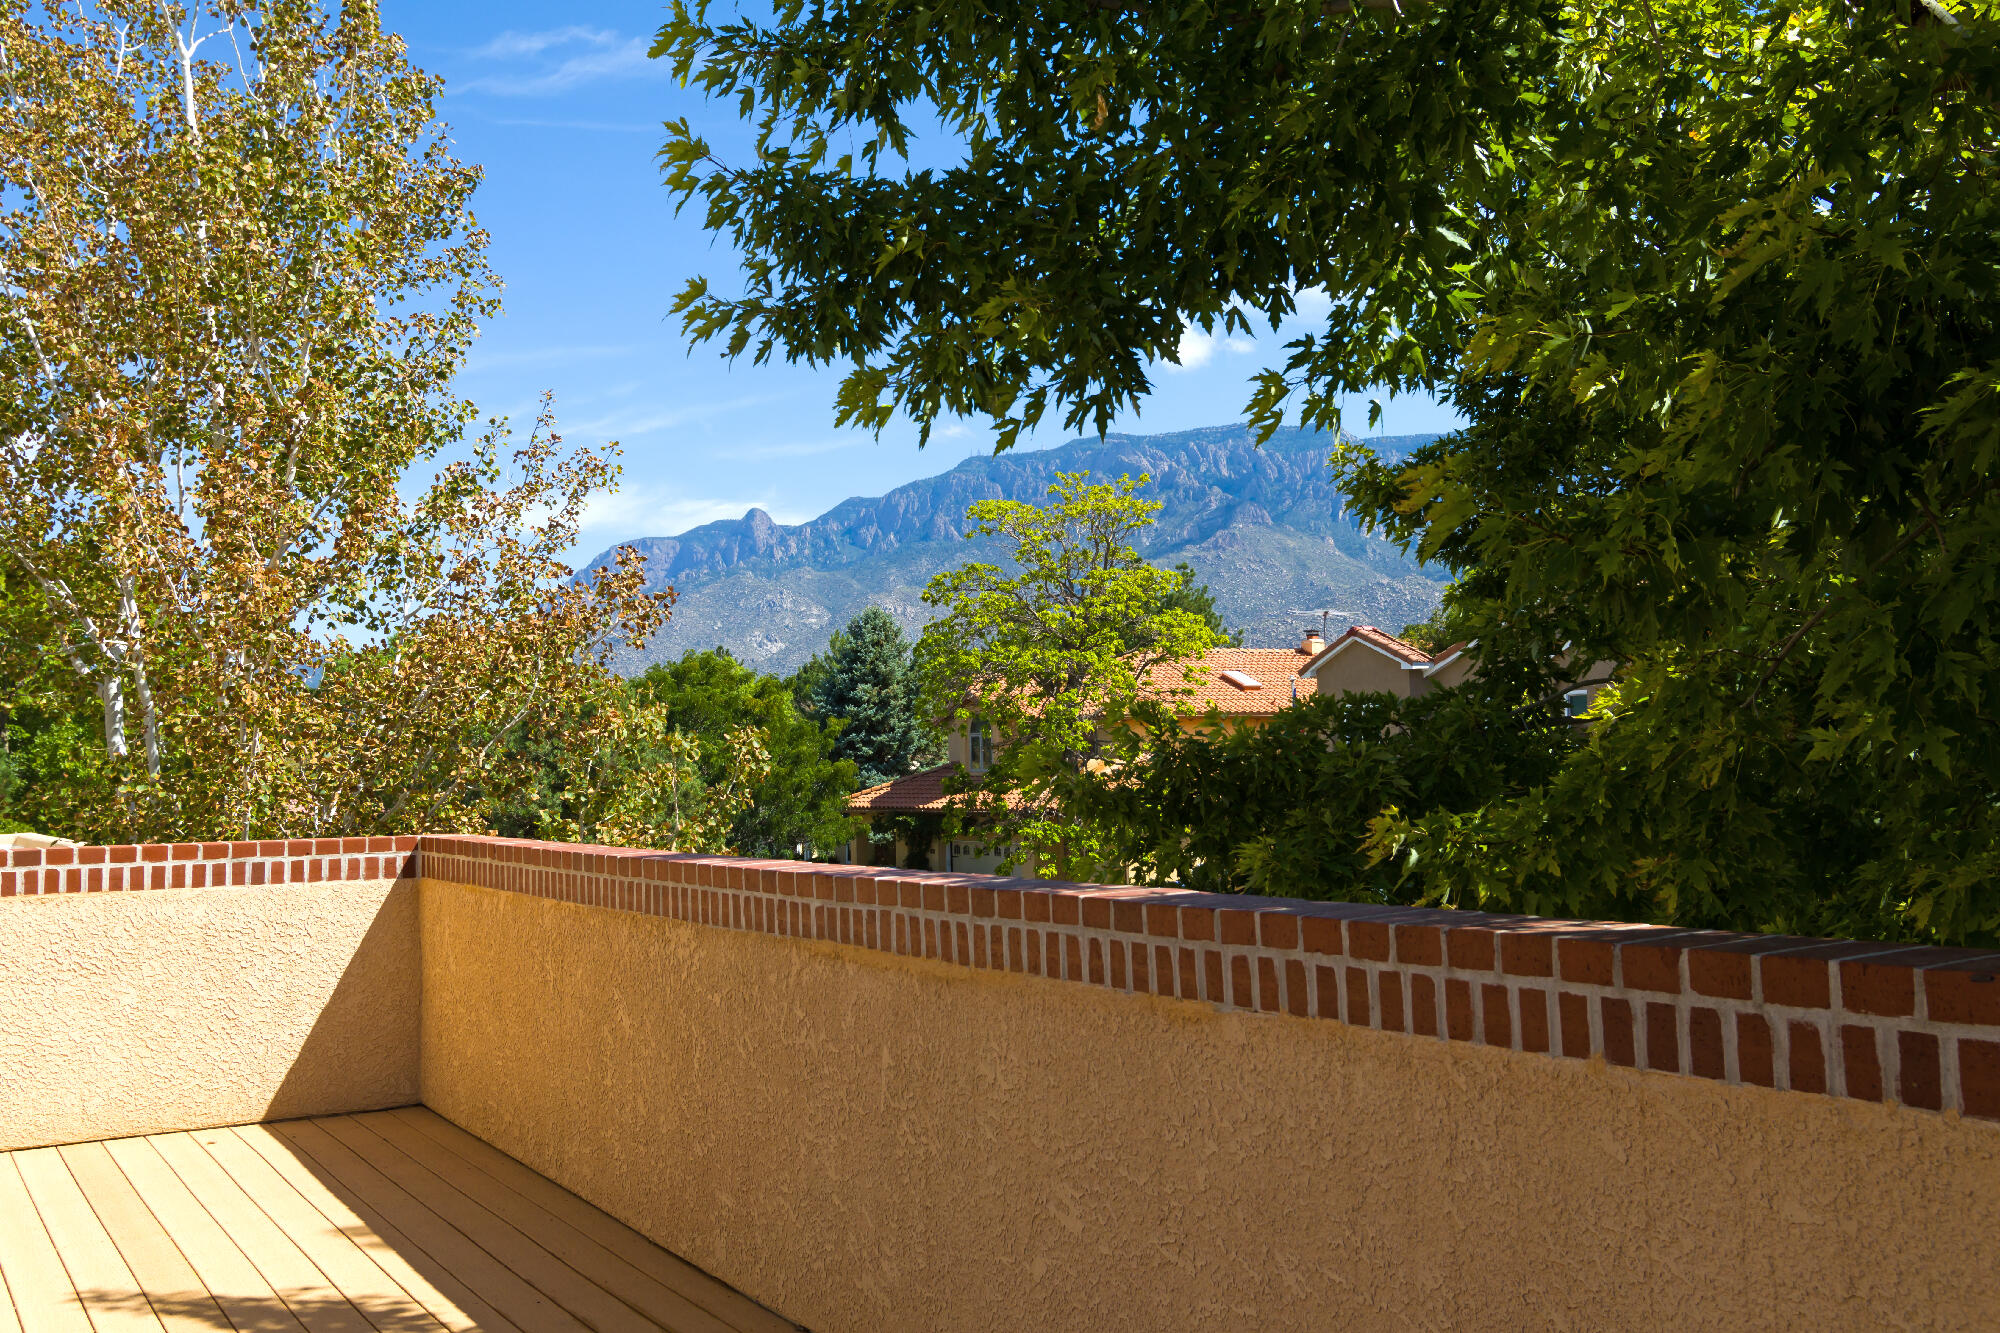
[913,473,1221,878]
[0,1,666,840]
[658,0,2000,942]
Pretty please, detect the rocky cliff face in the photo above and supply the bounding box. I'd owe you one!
[584,423,1450,676]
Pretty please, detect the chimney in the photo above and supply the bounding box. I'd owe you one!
[1301,628,1325,655]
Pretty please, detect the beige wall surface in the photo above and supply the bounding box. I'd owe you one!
[0,880,419,1151]
[1312,643,1419,697]
[419,877,2000,1333]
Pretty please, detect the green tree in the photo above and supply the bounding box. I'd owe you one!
[657,0,2000,943]
[914,472,1222,878]
[632,651,859,856]
[0,1,666,841]
[496,651,856,858]
[806,607,939,788]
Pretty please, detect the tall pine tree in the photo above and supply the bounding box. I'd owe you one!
[808,608,938,788]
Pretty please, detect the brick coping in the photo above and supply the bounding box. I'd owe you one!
[6,833,1999,1121]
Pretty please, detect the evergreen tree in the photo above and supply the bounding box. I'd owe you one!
[1155,563,1241,648]
[809,608,939,788]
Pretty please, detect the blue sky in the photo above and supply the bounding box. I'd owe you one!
[382,3,1463,560]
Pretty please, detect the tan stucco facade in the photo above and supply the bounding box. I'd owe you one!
[0,880,419,1151]
[418,877,2000,1333]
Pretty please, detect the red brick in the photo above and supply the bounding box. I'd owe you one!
[1112,900,1141,932]
[1231,954,1253,1008]
[1558,937,1615,986]
[1110,940,1128,989]
[1052,894,1080,926]
[1482,984,1512,1047]
[1499,933,1553,978]
[1285,959,1307,1017]
[1644,1002,1679,1072]
[1960,1039,2000,1119]
[1762,954,1832,1009]
[1601,998,1636,1067]
[1898,1031,1941,1111]
[1840,959,1916,1018]
[1219,910,1257,947]
[1923,958,2000,1025]
[1622,943,1683,994]
[1558,992,1591,1058]
[1791,1024,1829,1094]
[1446,927,1496,972]
[1259,913,1298,950]
[1179,947,1198,997]
[1143,903,1176,936]
[1394,923,1442,966]
[1257,957,1280,1012]
[1204,949,1224,1002]
[1346,966,1371,1026]
[1302,916,1342,956]
[1688,1008,1724,1080]
[1080,897,1110,929]
[1518,988,1549,1053]
[1179,906,1214,941]
[1687,949,1753,1001]
[1445,978,1474,1042]
[1841,1025,1883,1102]
[1737,1013,1774,1087]
[1410,973,1438,1037]
[1348,920,1390,961]
[1026,892,1053,924]
[1376,971,1405,1033]
[1316,964,1341,1019]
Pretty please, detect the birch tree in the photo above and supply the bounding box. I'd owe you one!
[0,2,668,840]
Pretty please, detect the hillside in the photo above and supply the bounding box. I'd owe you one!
[584,423,1450,677]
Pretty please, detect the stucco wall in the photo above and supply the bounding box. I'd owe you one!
[1312,642,1419,696]
[419,877,2000,1333]
[0,880,419,1151]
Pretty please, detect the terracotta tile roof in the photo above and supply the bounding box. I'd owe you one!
[845,764,1027,814]
[1144,647,1323,718]
[1301,624,1433,675]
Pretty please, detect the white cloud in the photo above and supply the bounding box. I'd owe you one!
[574,486,814,550]
[458,30,660,97]
[1291,285,1334,323]
[470,27,617,60]
[1168,323,1255,373]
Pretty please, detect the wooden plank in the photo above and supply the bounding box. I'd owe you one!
[0,1247,25,1333]
[266,1121,584,1333]
[229,1127,499,1333]
[54,1142,227,1333]
[11,1147,164,1333]
[0,1155,94,1333]
[391,1110,796,1333]
[101,1136,311,1333]
[311,1118,657,1333]
[191,1130,442,1333]
[148,1132,375,1333]
[353,1114,736,1333]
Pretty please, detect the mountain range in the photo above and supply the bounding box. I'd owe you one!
[583,423,1450,678]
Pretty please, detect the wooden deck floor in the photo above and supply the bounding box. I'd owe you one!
[0,1109,798,1333]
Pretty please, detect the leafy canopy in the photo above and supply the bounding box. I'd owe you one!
[803,606,941,788]
[913,472,1222,878]
[0,1,665,840]
[658,0,2000,943]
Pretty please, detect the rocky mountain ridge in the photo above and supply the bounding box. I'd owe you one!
[584,423,1450,676]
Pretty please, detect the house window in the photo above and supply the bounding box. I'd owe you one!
[968,720,994,771]
[1564,688,1591,719]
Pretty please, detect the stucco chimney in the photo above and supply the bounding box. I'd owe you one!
[1301,628,1325,655]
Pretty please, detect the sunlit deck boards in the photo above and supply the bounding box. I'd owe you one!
[0,1109,797,1333]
